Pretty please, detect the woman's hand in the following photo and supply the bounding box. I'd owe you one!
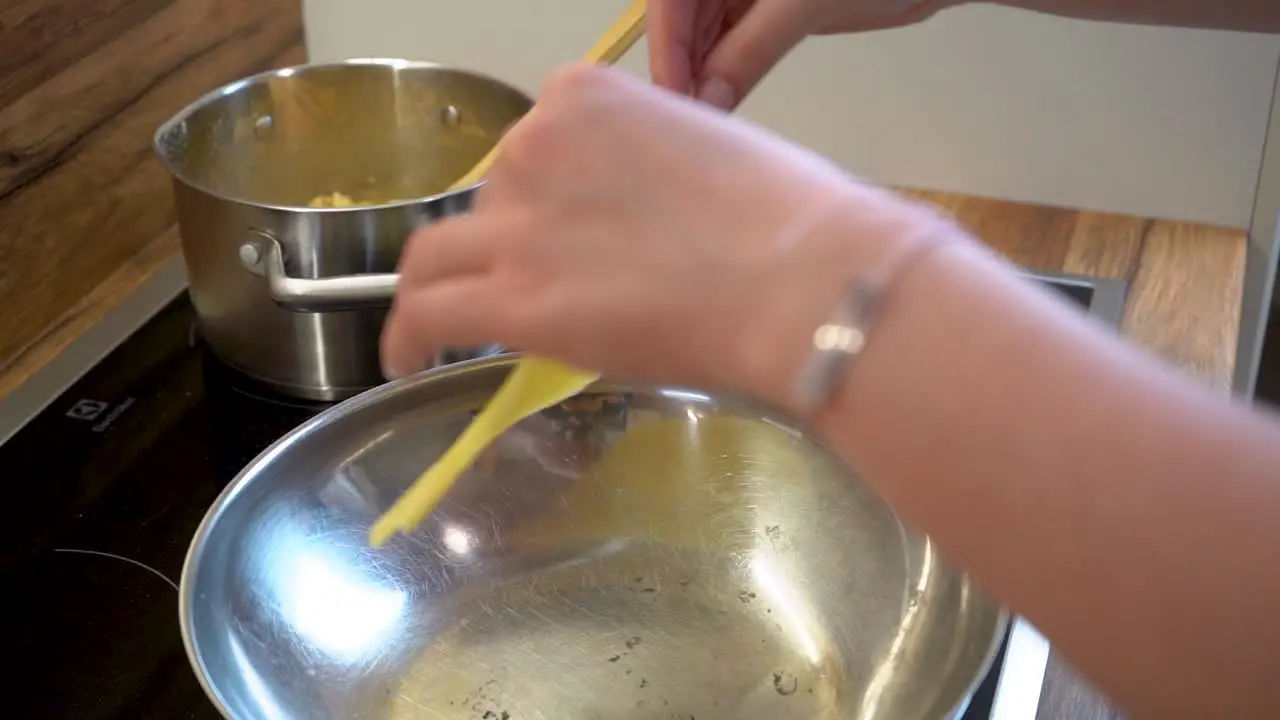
[381,66,933,407]
[649,0,956,109]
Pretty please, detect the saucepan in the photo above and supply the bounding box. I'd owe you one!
[180,355,1007,719]
[154,59,533,401]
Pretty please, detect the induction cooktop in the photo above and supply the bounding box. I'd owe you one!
[0,257,1127,718]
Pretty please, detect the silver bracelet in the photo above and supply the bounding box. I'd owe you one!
[788,232,952,417]
[790,278,880,416]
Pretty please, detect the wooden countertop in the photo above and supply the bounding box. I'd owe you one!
[0,0,305,400]
[901,189,1246,395]
[0,1,1248,716]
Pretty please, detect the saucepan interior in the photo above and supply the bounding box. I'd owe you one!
[154,58,533,208]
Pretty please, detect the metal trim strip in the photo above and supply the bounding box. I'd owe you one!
[991,619,1053,720]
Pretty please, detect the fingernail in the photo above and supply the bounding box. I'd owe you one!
[381,362,405,381]
[697,76,736,110]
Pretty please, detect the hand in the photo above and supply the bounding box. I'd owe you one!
[380,66,932,409]
[649,0,956,109]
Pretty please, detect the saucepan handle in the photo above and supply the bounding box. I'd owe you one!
[238,230,398,313]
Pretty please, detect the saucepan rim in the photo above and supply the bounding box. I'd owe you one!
[178,352,1009,720]
[151,57,534,214]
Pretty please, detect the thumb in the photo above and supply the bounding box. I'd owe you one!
[697,0,814,109]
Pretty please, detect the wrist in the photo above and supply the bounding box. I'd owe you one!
[731,189,962,419]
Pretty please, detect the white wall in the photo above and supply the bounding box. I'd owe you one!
[303,0,1279,228]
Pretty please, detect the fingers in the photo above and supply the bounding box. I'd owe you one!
[380,278,510,379]
[396,216,496,287]
[384,214,515,379]
[699,0,812,109]
[648,0,699,95]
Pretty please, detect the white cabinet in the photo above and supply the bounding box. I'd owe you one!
[303,0,1279,228]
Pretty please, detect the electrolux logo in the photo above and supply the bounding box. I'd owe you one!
[66,399,109,421]
[65,397,136,433]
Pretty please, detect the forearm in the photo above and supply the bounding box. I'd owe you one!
[977,0,1280,32]
[781,224,1280,717]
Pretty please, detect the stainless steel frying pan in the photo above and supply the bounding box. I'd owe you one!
[180,355,1006,719]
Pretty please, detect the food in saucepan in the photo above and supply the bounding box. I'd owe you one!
[307,192,400,208]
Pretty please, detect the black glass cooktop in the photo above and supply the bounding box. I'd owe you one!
[0,298,320,718]
[0,292,1029,719]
